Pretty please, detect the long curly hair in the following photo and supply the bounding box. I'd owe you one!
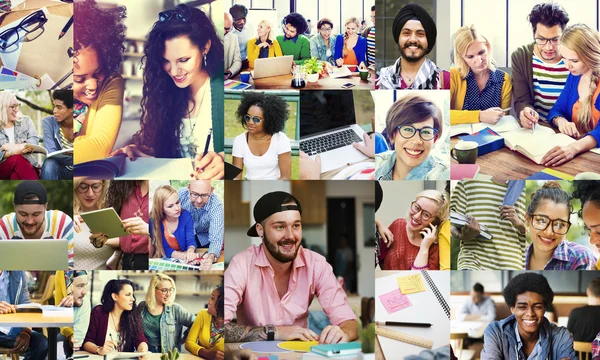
[74,0,127,75]
[100,279,142,352]
[236,92,288,135]
[136,5,224,158]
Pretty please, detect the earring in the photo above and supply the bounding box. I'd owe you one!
[203,54,207,68]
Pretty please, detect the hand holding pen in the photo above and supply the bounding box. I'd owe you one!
[519,106,539,132]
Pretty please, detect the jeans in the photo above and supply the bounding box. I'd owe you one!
[0,330,48,360]
[122,253,148,270]
[40,155,73,180]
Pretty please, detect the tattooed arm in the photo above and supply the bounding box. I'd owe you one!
[224,323,267,342]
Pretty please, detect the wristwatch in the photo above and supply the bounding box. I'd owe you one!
[264,324,275,341]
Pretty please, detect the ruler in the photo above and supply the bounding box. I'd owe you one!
[375,326,433,349]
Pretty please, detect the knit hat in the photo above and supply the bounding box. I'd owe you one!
[392,4,436,52]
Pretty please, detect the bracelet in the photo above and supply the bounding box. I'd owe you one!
[411,263,429,270]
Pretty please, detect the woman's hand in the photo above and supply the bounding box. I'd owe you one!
[420,224,438,249]
[299,151,321,180]
[352,132,375,158]
[109,144,153,161]
[541,144,579,167]
[335,58,344,67]
[376,220,394,247]
[185,248,197,264]
[554,117,581,138]
[0,301,16,314]
[74,214,84,233]
[89,233,109,248]
[98,340,116,355]
[1,143,23,156]
[192,151,224,180]
[258,42,270,49]
[122,217,149,235]
[479,108,504,124]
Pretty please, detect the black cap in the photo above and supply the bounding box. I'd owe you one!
[247,191,302,237]
[14,181,48,205]
[229,4,248,20]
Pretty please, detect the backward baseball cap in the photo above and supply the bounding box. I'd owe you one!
[14,181,48,205]
[247,191,302,237]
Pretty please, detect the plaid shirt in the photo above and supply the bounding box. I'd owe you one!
[592,332,600,359]
[524,239,597,270]
[178,188,224,257]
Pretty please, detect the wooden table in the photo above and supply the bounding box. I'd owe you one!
[233,68,375,90]
[225,342,363,360]
[74,351,206,359]
[196,248,225,264]
[0,312,73,360]
[450,124,600,181]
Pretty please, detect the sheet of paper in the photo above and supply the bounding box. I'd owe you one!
[379,288,412,314]
[0,7,49,69]
[10,0,26,9]
[397,273,426,294]
[118,157,193,180]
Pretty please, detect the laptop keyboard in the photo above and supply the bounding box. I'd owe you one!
[300,129,362,156]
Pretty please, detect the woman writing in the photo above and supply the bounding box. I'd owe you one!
[232,92,291,180]
[451,25,512,125]
[111,5,225,180]
[0,92,39,179]
[309,18,336,67]
[543,24,600,167]
[525,182,596,270]
[150,185,198,264]
[83,279,148,356]
[334,17,367,71]
[137,274,194,353]
[378,190,449,270]
[247,20,282,69]
[185,285,224,360]
[73,0,126,164]
[375,94,448,180]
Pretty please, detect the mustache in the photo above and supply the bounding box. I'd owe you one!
[403,42,424,49]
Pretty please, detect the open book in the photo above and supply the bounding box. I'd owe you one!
[16,304,73,317]
[450,115,522,137]
[74,155,194,180]
[24,144,72,159]
[450,212,493,240]
[328,65,354,78]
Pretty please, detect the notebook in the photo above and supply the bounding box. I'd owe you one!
[450,115,521,137]
[450,212,493,240]
[375,271,450,358]
[526,168,575,180]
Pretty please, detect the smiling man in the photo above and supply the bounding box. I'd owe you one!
[224,191,358,344]
[378,4,449,90]
[481,273,575,360]
[276,13,311,65]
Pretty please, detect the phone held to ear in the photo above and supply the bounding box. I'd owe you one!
[421,218,441,240]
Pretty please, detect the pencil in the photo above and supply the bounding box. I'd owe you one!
[375,321,432,328]
[202,128,213,157]
[59,15,74,40]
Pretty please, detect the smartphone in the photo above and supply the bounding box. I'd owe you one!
[341,83,355,89]
[421,218,441,239]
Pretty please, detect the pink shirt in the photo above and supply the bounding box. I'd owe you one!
[225,245,356,327]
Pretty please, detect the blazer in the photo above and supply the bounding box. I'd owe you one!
[224,32,242,76]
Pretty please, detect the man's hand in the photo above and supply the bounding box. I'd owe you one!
[276,326,318,341]
[519,107,539,129]
[319,325,349,344]
[0,301,16,314]
[499,205,525,234]
[460,215,480,242]
[13,332,30,353]
[57,295,74,307]
[200,253,216,270]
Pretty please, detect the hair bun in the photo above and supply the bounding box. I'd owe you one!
[542,181,562,190]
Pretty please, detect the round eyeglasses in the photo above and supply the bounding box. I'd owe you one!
[397,125,438,141]
[530,214,571,235]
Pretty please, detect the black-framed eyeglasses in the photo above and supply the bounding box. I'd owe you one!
[411,201,433,221]
[158,5,192,23]
[156,287,174,295]
[534,37,560,46]
[0,10,47,51]
[76,183,103,194]
[244,114,262,124]
[530,214,571,235]
[190,191,212,201]
[396,125,438,141]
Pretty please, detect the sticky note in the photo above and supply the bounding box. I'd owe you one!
[278,340,319,352]
[379,288,412,314]
[397,273,426,294]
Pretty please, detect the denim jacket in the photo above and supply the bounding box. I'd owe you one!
[375,150,449,180]
[309,34,335,66]
[481,314,576,360]
[0,116,40,167]
[42,115,64,153]
[4,271,30,336]
[137,301,195,352]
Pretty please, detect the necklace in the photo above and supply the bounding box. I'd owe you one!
[133,185,144,218]
[182,81,208,157]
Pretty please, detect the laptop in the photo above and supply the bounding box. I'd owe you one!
[300,91,369,173]
[251,55,294,79]
[0,239,68,270]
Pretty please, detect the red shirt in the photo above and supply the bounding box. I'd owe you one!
[119,185,149,254]
[381,218,439,270]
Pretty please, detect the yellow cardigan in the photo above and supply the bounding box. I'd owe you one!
[247,38,283,69]
[185,309,224,355]
[450,67,512,124]
[438,220,451,271]
[74,72,125,164]
[54,271,73,339]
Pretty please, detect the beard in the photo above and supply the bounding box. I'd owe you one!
[262,231,299,263]
[19,221,44,237]
[399,42,428,63]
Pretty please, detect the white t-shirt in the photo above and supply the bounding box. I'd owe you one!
[232,131,291,180]
[4,126,15,144]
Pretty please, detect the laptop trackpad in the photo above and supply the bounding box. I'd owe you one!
[317,146,369,173]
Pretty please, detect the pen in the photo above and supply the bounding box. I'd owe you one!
[59,15,74,40]
[375,321,432,328]
[530,109,536,135]
[72,356,89,359]
[202,128,213,157]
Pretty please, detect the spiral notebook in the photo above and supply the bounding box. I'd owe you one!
[375,270,450,358]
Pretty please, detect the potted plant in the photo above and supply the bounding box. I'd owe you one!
[359,322,375,360]
[304,57,324,83]
[160,348,180,360]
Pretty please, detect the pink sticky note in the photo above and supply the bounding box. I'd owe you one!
[379,288,412,314]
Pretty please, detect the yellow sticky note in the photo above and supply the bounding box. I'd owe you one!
[278,340,319,352]
[397,274,426,294]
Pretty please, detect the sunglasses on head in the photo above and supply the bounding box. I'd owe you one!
[158,5,192,23]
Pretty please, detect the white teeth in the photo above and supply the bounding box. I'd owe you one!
[523,320,536,325]
[405,149,423,155]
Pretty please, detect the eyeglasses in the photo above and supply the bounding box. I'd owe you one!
[530,214,571,235]
[534,37,560,46]
[158,6,192,23]
[0,10,47,51]
[76,183,103,194]
[8,103,20,110]
[320,27,332,32]
[411,201,433,221]
[396,125,438,141]
[244,114,262,124]
[156,287,174,295]
[190,191,211,201]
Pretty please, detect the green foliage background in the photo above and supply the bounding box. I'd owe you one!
[0,181,73,217]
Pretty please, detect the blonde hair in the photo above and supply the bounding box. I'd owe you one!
[414,189,450,222]
[343,17,360,57]
[73,178,110,215]
[145,273,176,309]
[561,23,600,133]
[151,185,178,259]
[257,20,275,42]
[0,92,22,127]
[453,24,496,78]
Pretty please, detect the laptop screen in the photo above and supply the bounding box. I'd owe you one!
[300,90,356,138]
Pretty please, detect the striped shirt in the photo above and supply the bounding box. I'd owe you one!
[366,26,375,68]
[178,188,224,257]
[451,180,527,270]
[524,239,597,270]
[0,210,74,268]
[532,54,569,121]
[59,127,73,150]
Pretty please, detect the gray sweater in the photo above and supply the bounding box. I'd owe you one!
[510,43,535,118]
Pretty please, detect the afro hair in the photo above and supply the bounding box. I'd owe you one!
[285,12,308,35]
[572,180,600,219]
[236,92,289,135]
[503,273,554,310]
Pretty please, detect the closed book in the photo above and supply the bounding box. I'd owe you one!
[526,168,575,180]
[458,127,504,156]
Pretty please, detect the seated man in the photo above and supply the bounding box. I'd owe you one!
[458,283,496,322]
[0,271,49,360]
[225,191,358,344]
[55,271,90,357]
[0,181,74,268]
[224,12,242,80]
[178,180,224,269]
[40,90,74,180]
[567,278,600,342]
[277,13,311,65]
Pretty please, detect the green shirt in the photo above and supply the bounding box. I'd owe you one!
[142,309,162,351]
[276,35,311,64]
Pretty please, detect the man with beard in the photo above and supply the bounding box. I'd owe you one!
[511,3,570,128]
[0,181,74,268]
[58,271,90,356]
[224,192,357,344]
[276,13,311,65]
[229,4,253,69]
[378,4,449,90]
